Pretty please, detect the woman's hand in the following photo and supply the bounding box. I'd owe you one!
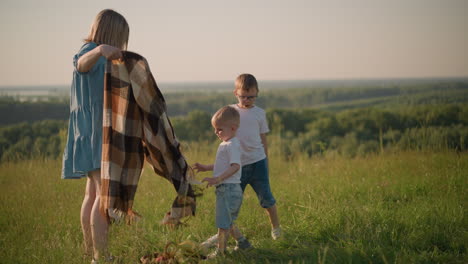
[76,44,122,72]
[99,44,122,60]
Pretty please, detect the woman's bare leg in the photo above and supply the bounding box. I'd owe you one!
[89,170,109,260]
[81,177,96,255]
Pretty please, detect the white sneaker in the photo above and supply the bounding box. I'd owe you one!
[206,248,225,259]
[200,234,219,249]
[91,255,114,264]
[271,227,282,240]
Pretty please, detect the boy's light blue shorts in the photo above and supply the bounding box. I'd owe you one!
[215,183,243,229]
[240,158,276,208]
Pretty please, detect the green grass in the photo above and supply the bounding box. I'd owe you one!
[0,147,466,263]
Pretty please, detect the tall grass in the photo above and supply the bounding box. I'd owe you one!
[0,147,466,263]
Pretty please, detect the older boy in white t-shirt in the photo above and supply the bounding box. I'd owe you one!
[231,73,281,240]
[194,106,252,257]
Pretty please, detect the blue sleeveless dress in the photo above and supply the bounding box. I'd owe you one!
[61,42,106,179]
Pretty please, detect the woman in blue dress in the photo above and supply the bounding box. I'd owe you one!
[61,9,129,263]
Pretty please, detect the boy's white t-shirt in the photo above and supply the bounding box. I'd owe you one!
[231,104,270,165]
[213,137,242,184]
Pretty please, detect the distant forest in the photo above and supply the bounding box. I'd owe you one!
[1,79,467,126]
[0,80,467,161]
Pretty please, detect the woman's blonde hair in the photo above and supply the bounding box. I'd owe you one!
[85,9,129,50]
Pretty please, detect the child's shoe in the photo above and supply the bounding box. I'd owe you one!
[206,248,225,259]
[233,238,253,251]
[91,255,114,264]
[271,227,282,240]
[200,234,218,249]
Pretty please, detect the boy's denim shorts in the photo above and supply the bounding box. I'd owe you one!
[215,183,243,229]
[240,158,276,208]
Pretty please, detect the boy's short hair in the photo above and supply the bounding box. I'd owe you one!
[235,73,258,92]
[212,106,240,127]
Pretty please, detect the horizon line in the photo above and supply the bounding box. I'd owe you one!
[1,76,468,88]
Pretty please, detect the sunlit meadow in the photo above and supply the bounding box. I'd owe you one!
[0,140,466,263]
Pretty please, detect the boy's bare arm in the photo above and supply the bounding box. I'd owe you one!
[261,133,268,158]
[203,163,240,187]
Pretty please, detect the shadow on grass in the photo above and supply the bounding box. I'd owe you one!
[227,246,372,264]
[220,233,375,264]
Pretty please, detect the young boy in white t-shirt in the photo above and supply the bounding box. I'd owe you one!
[194,106,253,257]
[200,73,282,250]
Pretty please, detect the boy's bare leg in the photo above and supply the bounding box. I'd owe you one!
[230,224,253,250]
[229,225,243,240]
[265,205,280,228]
[89,170,109,260]
[217,228,229,252]
[81,177,96,256]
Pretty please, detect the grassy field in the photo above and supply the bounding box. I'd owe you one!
[0,146,466,263]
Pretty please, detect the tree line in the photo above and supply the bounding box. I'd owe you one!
[1,104,466,161]
[172,104,468,158]
[1,80,467,126]
[0,120,67,161]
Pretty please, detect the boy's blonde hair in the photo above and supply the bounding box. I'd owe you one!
[211,106,240,127]
[85,9,129,50]
[234,73,258,93]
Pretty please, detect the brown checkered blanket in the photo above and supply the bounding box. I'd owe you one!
[100,51,196,223]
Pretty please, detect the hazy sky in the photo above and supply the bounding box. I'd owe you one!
[0,0,467,86]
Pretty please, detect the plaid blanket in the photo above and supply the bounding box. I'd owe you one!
[100,51,196,223]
